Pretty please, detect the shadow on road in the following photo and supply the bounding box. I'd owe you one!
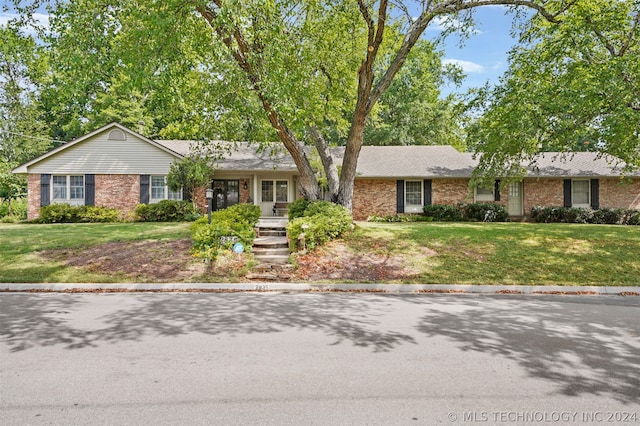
[1,292,638,404]
[411,295,640,405]
[0,293,416,354]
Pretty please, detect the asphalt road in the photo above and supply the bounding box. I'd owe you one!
[1,292,639,425]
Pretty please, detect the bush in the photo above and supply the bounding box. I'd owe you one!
[287,198,311,220]
[39,204,120,223]
[135,200,199,222]
[287,201,352,251]
[531,206,640,225]
[190,203,261,262]
[460,203,509,222]
[423,204,464,222]
[422,203,508,222]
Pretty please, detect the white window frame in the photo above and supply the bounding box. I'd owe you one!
[52,175,84,206]
[572,179,590,208]
[150,175,183,203]
[475,186,495,203]
[404,180,423,213]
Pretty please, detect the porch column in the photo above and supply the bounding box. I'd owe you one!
[253,174,259,207]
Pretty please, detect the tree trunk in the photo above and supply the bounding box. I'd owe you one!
[308,126,339,199]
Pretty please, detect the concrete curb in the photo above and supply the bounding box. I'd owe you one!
[1,283,639,296]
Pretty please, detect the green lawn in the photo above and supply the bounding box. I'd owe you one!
[0,222,191,283]
[346,222,640,286]
[1,221,639,285]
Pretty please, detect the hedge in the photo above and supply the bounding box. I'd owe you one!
[38,204,120,223]
[531,206,640,225]
[135,200,199,222]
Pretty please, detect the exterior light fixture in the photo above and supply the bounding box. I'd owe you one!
[205,188,214,224]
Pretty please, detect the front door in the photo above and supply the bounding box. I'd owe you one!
[212,179,239,211]
[260,179,288,216]
[508,182,523,216]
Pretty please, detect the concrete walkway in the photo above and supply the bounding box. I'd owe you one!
[1,282,639,295]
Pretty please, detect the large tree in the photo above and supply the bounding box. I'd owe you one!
[0,25,51,213]
[10,0,574,209]
[466,0,640,180]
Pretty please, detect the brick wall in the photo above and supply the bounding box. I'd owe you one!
[94,174,141,219]
[433,179,473,205]
[352,179,397,220]
[523,179,564,214]
[26,174,141,220]
[27,174,41,220]
[600,178,640,209]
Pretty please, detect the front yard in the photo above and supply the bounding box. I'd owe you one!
[1,221,639,285]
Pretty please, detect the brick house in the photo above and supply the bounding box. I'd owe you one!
[12,122,640,221]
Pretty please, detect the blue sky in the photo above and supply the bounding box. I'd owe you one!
[428,6,525,96]
[1,2,520,96]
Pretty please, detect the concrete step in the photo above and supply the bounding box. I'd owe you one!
[254,236,288,248]
[259,230,287,237]
[253,247,289,256]
[253,254,290,264]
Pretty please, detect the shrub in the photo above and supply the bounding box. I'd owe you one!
[531,206,640,225]
[460,203,509,222]
[287,201,352,251]
[39,204,120,223]
[135,200,199,222]
[190,203,261,262]
[287,198,311,220]
[423,204,464,222]
[625,210,640,225]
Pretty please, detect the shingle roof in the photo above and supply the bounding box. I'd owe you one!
[524,152,629,177]
[156,139,632,178]
[356,146,477,178]
[156,140,301,171]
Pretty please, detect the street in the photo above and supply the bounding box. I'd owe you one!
[1,292,639,425]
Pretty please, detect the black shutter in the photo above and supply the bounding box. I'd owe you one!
[563,179,572,208]
[396,180,405,214]
[423,179,432,206]
[140,175,150,204]
[40,174,51,207]
[494,180,501,202]
[85,174,95,206]
[590,179,600,210]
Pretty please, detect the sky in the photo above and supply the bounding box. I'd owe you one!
[428,6,525,96]
[1,2,522,97]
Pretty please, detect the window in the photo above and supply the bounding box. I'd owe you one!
[405,181,422,206]
[403,180,423,213]
[572,179,590,207]
[150,175,182,202]
[276,180,288,202]
[475,186,495,202]
[262,181,274,202]
[52,175,84,206]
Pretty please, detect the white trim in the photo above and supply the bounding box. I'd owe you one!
[571,179,591,208]
[474,186,495,202]
[404,180,423,213]
[150,175,183,203]
[51,175,85,206]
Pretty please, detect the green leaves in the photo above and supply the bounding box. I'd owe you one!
[468,0,640,177]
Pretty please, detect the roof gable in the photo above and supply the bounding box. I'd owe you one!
[13,123,183,174]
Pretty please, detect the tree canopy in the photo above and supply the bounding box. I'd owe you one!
[467,0,640,180]
[6,0,586,209]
